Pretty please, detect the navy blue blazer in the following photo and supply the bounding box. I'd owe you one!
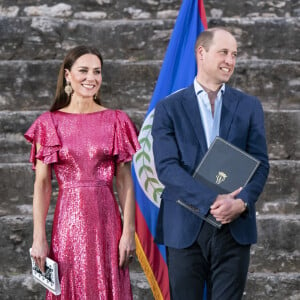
[152,84,269,248]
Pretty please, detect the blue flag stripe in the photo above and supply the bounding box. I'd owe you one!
[147,0,206,115]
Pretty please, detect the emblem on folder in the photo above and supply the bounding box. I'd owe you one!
[216,171,227,184]
[178,137,260,228]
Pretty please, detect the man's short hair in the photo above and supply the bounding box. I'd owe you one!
[194,27,232,53]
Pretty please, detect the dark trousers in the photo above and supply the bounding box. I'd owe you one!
[167,222,250,300]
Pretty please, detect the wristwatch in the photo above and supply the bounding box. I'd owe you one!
[243,201,248,212]
[242,201,249,217]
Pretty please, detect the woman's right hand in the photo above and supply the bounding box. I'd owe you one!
[30,239,49,273]
[30,154,52,273]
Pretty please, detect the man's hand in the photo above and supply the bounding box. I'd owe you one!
[210,187,245,224]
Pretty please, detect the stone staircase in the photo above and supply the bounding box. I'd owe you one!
[0,0,299,299]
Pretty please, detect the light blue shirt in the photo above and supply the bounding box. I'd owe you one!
[194,78,225,148]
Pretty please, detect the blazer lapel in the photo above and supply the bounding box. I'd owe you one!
[219,86,239,139]
[181,85,208,155]
[180,85,239,155]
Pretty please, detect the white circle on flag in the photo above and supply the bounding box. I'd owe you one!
[133,109,164,208]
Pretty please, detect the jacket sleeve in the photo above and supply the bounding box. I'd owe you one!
[152,100,217,217]
[235,98,270,211]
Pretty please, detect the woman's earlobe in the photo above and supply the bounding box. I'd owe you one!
[64,69,70,80]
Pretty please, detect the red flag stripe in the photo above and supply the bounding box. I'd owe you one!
[135,202,170,300]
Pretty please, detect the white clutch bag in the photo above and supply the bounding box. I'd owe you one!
[29,248,61,295]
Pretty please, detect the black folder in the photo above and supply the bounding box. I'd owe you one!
[177,137,260,228]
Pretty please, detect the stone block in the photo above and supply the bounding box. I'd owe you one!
[0,274,47,300]
[0,163,35,215]
[251,215,300,273]
[0,111,41,134]
[0,17,174,61]
[206,0,300,18]
[265,110,300,160]
[0,17,299,61]
[245,273,300,300]
[230,60,300,110]
[1,0,299,19]
[0,0,181,20]
[0,215,52,276]
[259,161,300,214]
[0,162,59,215]
[208,17,299,61]
[0,111,44,164]
[0,133,32,164]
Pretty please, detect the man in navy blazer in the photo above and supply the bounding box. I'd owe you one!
[152,28,269,300]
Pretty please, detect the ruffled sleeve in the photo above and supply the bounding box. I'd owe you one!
[113,110,141,163]
[24,112,61,170]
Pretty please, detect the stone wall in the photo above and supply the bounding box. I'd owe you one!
[0,0,299,299]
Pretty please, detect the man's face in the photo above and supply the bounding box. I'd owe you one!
[201,30,238,86]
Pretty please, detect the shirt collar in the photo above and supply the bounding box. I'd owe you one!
[194,78,225,98]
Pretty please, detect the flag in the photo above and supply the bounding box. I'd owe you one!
[133,1,207,299]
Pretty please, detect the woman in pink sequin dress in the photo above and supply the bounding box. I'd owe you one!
[25,46,140,299]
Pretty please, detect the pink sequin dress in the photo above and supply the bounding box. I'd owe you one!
[24,109,140,300]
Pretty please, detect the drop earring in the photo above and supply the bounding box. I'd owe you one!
[64,81,73,97]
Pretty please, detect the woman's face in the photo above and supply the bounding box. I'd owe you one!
[65,54,102,99]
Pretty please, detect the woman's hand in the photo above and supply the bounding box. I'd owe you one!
[116,162,136,268]
[30,149,52,273]
[31,239,49,273]
[118,231,136,268]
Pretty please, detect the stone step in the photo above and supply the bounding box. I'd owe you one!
[258,160,300,215]
[231,60,300,110]
[1,0,299,19]
[0,59,299,112]
[0,109,299,164]
[207,17,299,62]
[265,110,300,160]
[2,161,297,217]
[0,17,299,61]
[251,215,300,273]
[0,163,58,216]
[0,270,153,300]
[0,160,299,216]
[0,214,299,276]
[0,0,181,20]
[0,60,161,112]
[245,272,300,300]
[206,1,300,18]
[0,272,299,300]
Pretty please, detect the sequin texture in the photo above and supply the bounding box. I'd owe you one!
[24,109,140,300]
